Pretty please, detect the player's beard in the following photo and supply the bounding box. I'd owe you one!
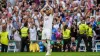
[46,13,50,16]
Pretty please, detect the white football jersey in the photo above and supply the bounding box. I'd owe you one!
[29,27,37,41]
[43,14,54,30]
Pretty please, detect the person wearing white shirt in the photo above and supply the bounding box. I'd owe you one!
[32,10,40,30]
[60,0,66,9]
[53,20,60,30]
[40,0,54,55]
[7,0,16,6]
[29,24,37,41]
[13,30,21,52]
[7,2,13,14]
[6,20,13,40]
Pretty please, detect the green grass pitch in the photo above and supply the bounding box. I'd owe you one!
[0,52,100,56]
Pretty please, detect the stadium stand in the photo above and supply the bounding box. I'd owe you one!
[0,0,100,52]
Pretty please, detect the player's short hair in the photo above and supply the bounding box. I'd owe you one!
[24,22,28,27]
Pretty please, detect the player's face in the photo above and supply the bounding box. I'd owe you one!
[46,10,50,15]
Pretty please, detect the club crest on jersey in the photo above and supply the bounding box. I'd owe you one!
[45,18,49,21]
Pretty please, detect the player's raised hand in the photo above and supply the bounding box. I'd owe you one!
[46,0,49,5]
[40,0,49,16]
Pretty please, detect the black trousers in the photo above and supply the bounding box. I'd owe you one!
[63,38,70,52]
[76,34,88,52]
[87,37,92,52]
[1,44,8,52]
[21,37,30,52]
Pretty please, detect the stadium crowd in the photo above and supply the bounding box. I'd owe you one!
[0,0,100,52]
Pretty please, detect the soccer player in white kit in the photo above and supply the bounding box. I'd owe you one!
[40,0,53,56]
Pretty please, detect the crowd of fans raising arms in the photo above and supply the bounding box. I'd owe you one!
[0,0,100,52]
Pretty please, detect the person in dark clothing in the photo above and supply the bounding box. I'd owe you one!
[19,23,30,52]
[95,25,100,40]
[97,0,100,6]
[62,25,71,52]
[71,23,77,39]
[87,23,93,52]
[37,25,43,40]
[76,20,88,52]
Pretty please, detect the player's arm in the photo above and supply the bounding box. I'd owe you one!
[40,0,48,16]
[47,4,53,15]
[46,0,53,15]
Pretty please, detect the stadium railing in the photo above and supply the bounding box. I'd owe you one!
[6,39,100,52]
[93,40,100,52]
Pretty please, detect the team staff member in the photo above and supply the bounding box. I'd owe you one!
[85,23,89,36]
[20,22,30,52]
[76,20,88,51]
[87,23,93,52]
[0,25,9,52]
[63,25,71,52]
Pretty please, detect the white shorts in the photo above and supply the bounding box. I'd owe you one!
[42,29,52,40]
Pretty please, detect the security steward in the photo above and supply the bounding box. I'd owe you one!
[76,20,88,52]
[63,25,71,52]
[20,22,30,52]
[87,23,93,52]
[0,25,9,52]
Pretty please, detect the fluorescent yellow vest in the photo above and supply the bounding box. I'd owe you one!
[63,29,71,39]
[79,24,86,34]
[86,25,89,35]
[88,27,93,37]
[21,27,28,37]
[0,32,9,45]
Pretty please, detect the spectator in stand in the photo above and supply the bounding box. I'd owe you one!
[29,23,37,41]
[37,25,43,40]
[70,37,76,52]
[13,29,21,52]
[0,0,99,52]
[55,28,63,52]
